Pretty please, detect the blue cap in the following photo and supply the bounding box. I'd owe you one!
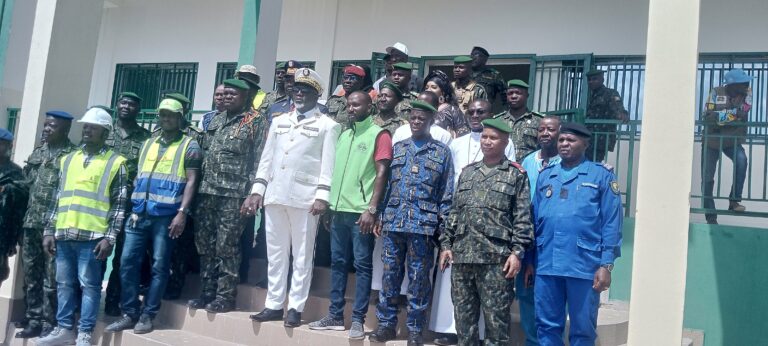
[0,128,13,141]
[45,110,74,120]
[724,69,754,85]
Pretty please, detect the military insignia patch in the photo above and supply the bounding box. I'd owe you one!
[546,185,553,198]
[610,181,620,195]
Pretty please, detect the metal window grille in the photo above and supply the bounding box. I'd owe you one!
[111,63,198,110]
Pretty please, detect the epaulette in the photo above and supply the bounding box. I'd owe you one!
[530,111,545,118]
[510,161,526,173]
[599,162,614,172]
[408,91,420,98]
[493,111,506,119]
[186,126,203,134]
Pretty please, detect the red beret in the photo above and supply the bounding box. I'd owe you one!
[343,65,366,78]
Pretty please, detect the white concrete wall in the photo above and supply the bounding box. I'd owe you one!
[88,0,244,111]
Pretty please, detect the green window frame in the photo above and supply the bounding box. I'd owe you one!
[111,63,199,110]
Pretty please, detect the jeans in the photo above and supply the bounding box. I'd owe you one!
[120,214,176,319]
[329,211,376,323]
[701,145,748,220]
[55,239,104,332]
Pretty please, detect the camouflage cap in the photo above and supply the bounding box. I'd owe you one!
[481,117,513,134]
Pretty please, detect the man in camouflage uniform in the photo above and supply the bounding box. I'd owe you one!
[266,61,329,123]
[471,46,507,114]
[391,62,420,119]
[326,64,367,129]
[188,78,266,313]
[262,62,288,115]
[451,56,487,116]
[370,100,454,346]
[496,79,543,161]
[157,92,203,299]
[104,91,152,316]
[16,111,76,339]
[0,128,27,286]
[585,70,629,162]
[439,118,533,346]
[373,80,408,134]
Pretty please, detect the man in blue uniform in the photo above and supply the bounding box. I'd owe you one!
[532,122,622,346]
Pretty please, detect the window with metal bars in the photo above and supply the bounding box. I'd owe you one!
[111,63,199,110]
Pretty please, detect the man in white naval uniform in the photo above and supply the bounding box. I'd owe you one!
[246,68,342,328]
[429,99,515,345]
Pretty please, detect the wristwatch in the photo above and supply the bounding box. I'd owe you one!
[601,264,614,272]
[513,250,524,260]
[178,207,192,216]
[366,206,378,215]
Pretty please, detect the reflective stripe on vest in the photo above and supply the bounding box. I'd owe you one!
[56,150,125,233]
[131,135,191,216]
[252,89,268,110]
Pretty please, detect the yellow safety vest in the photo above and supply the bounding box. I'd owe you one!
[56,149,126,234]
[252,89,267,110]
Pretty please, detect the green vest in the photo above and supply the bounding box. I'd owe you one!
[329,116,383,213]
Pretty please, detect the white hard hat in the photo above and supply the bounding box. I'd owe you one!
[386,42,409,56]
[78,107,113,132]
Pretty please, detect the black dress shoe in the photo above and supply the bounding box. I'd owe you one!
[283,309,301,328]
[205,298,235,314]
[41,322,54,337]
[369,325,396,343]
[250,308,284,322]
[13,319,28,329]
[15,324,41,339]
[407,331,424,346]
[434,333,458,345]
[187,296,214,309]
[104,303,121,317]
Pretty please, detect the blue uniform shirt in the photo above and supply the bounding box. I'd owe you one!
[382,137,454,236]
[532,159,622,280]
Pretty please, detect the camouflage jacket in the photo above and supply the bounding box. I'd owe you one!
[440,159,533,264]
[261,90,286,116]
[106,123,152,182]
[701,86,750,148]
[496,110,543,161]
[586,86,627,134]
[199,109,267,198]
[472,67,507,110]
[372,112,408,135]
[451,80,488,116]
[0,160,28,250]
[22,140,77,229]
[394,91,420,119]
[326,95,350,130]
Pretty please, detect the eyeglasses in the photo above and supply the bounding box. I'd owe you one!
[294,85,315,95]
[343,74,361,82]
[468,109,487,115]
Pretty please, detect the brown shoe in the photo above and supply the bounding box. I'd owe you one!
[728,202,746,212]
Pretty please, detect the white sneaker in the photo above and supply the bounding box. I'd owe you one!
[36,326,76,346]
[76,331,93,346]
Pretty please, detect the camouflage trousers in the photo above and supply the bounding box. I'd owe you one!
[21,227,57,328]
[452,263,515,346]
[194,194,246,302]
[375,231,435,333]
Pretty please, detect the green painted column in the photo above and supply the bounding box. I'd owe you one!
[238,0,261,67]
[0,0,16,90]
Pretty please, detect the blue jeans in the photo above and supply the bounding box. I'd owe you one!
[55,239,104,332]
[701,145,748,220]
[329,211,375,323]
[120,215,176,319]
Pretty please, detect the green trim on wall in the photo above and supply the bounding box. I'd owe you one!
[610,219,768,345]
[0,0,16,87]
[237,0,261,67]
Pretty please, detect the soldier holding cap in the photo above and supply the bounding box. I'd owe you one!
[248,68,341,328]
[370,100,454,346]
[0,128,27,287]
[451,56,488,116]
[585,69,629,163]
[439,117,533,346]
[496,79,543,161]
[104,91,152,316]
[471,46,507,113]
[16,110,77,339]
[38,108,129,346]
[532,122,623,346]
[188,78,267,313]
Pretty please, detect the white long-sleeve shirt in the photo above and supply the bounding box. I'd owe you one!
[449,131,516,186]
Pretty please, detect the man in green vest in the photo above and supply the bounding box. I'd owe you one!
[104,98,201,335]
[38,108,129,346]
[308,91,392,339]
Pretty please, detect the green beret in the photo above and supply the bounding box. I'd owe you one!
[507,79,529,89]
[119,92,142,103]
[586,69,606,77]
[481,118,513,134]
[410,100,437,113]
[392,62,413,71]
[222,78,251,90]
[454,56,473,64]
[379,80,403,98]
[276,62,286,69]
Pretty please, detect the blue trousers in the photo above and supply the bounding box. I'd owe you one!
[534,275,599,346]
[55,239,104,332]
[701,144,748,221]
[120,215,176,319]
[376,231,434,333]
[329,211,375,323]
[516,269,539,346]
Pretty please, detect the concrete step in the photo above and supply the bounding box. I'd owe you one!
[118,329,243,346]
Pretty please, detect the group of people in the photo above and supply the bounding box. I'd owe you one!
[0,41,635,346]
